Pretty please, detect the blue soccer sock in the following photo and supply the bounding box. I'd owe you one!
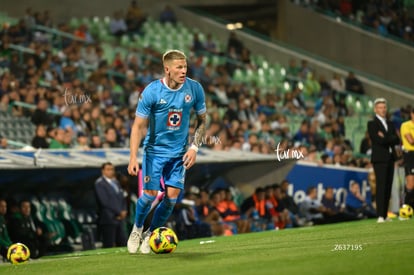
[135,193,156,227]
[149,196,177,231]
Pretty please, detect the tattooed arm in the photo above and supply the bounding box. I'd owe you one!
[183,112,206,170]
[192,112,207,148]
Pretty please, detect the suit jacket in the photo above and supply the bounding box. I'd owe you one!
[94,176,126,225]
[367,116,400,164]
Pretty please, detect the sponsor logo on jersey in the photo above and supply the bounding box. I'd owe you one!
[159,98,167,104]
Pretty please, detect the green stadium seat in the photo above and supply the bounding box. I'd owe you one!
[69,17,81,29]
[232,68,244,83]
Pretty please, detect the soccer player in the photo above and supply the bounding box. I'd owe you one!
[400,108,414,208]
[127,49,207,254]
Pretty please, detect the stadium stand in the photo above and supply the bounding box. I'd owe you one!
[293,0,414,47]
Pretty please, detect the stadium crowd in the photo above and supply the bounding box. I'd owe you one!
[0,2,413,258]
[294,0,414,44]
[0,4,389,169]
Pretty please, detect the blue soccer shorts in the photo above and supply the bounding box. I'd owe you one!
[141,153,186,191]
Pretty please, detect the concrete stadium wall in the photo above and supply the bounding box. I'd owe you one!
[278,0,414,91]
[1,0,263,22]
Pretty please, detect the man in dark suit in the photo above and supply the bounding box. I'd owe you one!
[367,98,400,223]
[95,162,127,248]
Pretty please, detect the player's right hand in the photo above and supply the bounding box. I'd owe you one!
[128,159,139,176]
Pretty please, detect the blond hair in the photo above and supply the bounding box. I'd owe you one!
[374,98,387,106]
[162,50,186,65]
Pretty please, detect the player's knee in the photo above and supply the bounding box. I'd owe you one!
[140,192,156,205]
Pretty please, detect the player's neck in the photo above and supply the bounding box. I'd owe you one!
[162,77,182,90]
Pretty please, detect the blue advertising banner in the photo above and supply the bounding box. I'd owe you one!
[285,161,371,206]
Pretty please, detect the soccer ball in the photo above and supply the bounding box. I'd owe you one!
[149,227,179,254]
[399,204,413,219]
[7,243,30,264]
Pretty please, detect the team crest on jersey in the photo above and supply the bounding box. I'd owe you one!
[185,94,192,103]
[167,109,182,130]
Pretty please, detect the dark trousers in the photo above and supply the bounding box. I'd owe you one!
[100,222,127,248]
[373,162,394,218]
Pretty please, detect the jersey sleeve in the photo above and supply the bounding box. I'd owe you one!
[400,122,407,137]
[194,82,207,115]
[136,86,155,118]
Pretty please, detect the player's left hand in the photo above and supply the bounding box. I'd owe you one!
[183,149,197,170]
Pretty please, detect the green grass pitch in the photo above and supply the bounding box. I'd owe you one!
[1,218,413,275]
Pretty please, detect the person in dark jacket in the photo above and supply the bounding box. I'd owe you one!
[94,162,127,248]
[7,200,48,259]
[32,124,49,149]
[367,98,400,223]
[0,198,13,260]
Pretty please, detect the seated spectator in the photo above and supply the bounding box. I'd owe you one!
[330,72,345,93]
[125,0,146,35]
[321,187,359,222]
[226,31,243,57]
[7,200,49,259]
[214,188,250,234]
[59,107,76,133]
[175,192,212,240]
[271,184,294,228]
[109,11,128,37]
[31,99,54,127]
[280,180,305,227]
[81,44,99,70]
[285,58,301,88]
[345,71,365,95]
[240,47,253,70]
[299,59,311,80]
[299,186,354,225]
[359,131,372,156]
[32,124,50,149]
[204,33,219,55]
[264,185,285,229]
[293,120,311,145]
[0,37,12,68]
[191,33,206,54]
[73,132,90,150]
[90,132,103,148]
[102,127,121,148]
[0,135,8,149]
[159,5,177,24]
[219,188,250,233]
[241,187,272,231]
[49,128,68,149]
[195,188,225,236]
[73,24,94,44]
[113,116,128,147]
[280,180,299,215]
[0,198,13,260]
[345,181,376,219]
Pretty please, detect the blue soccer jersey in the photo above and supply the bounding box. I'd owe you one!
[136,77,206,157]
